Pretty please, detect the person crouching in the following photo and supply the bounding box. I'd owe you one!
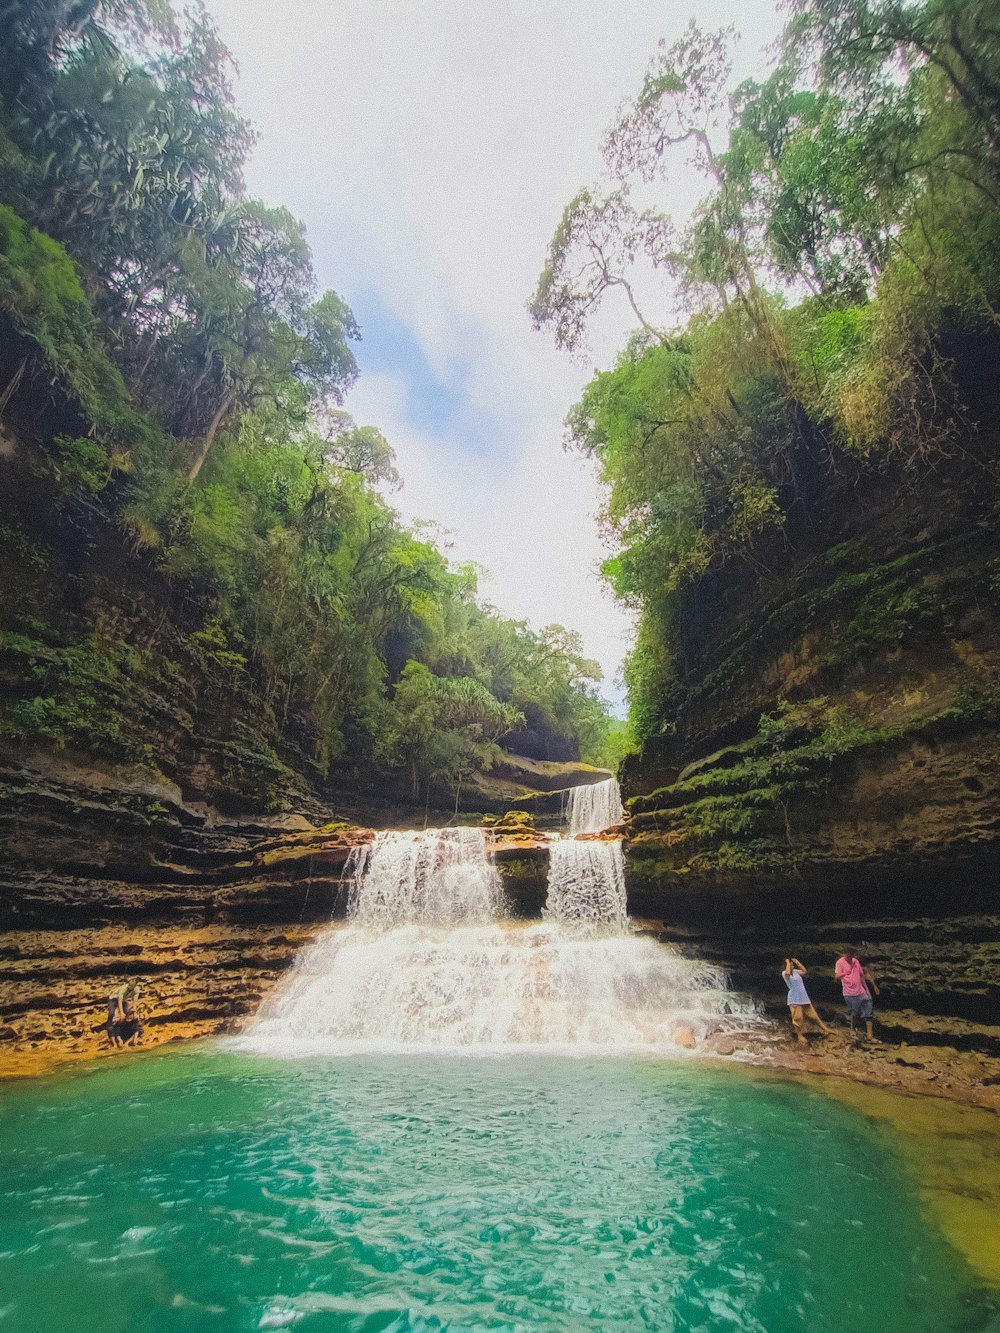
[109,978,145,1048]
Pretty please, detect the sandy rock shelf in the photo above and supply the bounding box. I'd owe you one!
[0,922,318,1077]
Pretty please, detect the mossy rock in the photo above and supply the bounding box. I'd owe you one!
[482,809,535,831]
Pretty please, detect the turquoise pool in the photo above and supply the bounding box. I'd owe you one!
[0,1050,996,1331]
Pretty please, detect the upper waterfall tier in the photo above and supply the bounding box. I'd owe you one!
[564,778,625,836]
[347,828,505,926]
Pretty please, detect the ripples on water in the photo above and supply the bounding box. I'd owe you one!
[1,1053,997,1332]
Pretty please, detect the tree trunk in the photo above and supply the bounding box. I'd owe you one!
[0,357,28,419]
[187,390,236,483]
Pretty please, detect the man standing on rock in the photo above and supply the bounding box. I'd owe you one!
[835,949,880,1041]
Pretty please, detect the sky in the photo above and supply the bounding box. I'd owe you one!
[207,0,786,711]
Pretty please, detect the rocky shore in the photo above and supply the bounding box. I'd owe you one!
[5,921,999,1115]
[1,750,997,1114]
[4,864,999,1117]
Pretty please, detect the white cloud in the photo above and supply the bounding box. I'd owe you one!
[207,0,785,704]
[349,367,629,689]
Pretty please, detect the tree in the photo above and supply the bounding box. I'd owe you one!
[0,0,620,794]
[532,0,1000,742]
[315,407,400,490]
[529,188,675,351]
[179,204,359,481]
[378,662,523,800]
[787,0,1000,163]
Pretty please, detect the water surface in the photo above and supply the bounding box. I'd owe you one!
[1,1050,997,1332]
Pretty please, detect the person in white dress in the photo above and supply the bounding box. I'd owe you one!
[781,957,832,1045]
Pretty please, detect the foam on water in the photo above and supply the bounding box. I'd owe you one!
[242,919,756,1056]
[241,815,762,1058]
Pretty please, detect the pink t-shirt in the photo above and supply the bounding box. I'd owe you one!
[836,957,870,997]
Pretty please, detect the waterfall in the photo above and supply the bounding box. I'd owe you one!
[346,827,505,926]
[545,839,628,933]
[240,820,760,1057]
[564,777,624,835]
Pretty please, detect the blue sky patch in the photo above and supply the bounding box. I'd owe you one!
[349,288,503,459]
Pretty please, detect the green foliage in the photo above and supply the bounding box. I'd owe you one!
[482,810,535,831]
[590,717,636,773]
[820,568,940,670]
[628,696,896,821]
[0,629,155,759]
[376,661,524,798]
[188,619,248,676]
[535,0,1000,741]
[629,679,1000,875]
[0,205,131,431]
[0,3,618,797]
[52,435,114,497]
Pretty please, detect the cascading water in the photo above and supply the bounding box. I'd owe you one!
[242,806,761,1057]
[564,776,624,835]
[346,827,505,925]
[545,838,628,933]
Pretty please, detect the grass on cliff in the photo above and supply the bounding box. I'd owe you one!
[627,689,1000,854]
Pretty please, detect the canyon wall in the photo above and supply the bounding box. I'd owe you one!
[0,750,553,1069]
[623,438,1000,900]
[619,431,1000,1073]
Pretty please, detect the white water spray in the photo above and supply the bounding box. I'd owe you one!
[346,827,505,925]
[564,777,624,835]
[545,838,628,933]
[241,809,760,1057]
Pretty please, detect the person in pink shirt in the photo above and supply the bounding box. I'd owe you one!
[835,949,880,1040]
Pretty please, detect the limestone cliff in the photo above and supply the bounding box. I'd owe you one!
[618,432,1000,1076]
[623,442,1000,904]
[0,750,557,1069]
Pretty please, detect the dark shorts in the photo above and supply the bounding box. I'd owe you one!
[844,993,874,1020]
[119,1016,144,1040]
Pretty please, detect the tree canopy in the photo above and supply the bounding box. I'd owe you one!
[0,0,621,800]
[533,0,1000,741]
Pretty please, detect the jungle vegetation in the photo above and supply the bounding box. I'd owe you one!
[532,0,1000,742]
[0,0,620,798]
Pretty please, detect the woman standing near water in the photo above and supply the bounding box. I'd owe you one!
[782,958,832,1045]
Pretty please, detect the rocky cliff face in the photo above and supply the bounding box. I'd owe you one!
[619,438,1000,1080]
[0,749,560,1071]
[0,750,368,1070]
[622,444,1000,900]
[0,422,610,835]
